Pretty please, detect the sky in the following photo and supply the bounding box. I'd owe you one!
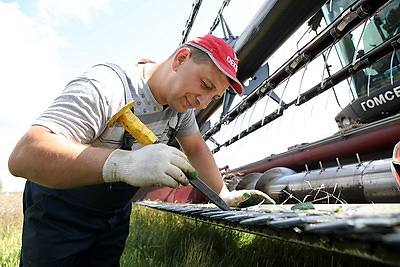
[0,0,349,192]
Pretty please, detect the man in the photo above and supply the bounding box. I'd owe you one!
[9,34,274,266]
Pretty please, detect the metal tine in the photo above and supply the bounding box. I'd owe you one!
[145,203,167,210]
[137,201,165,208]
[199,210,233,218]
[304,219,352,234]
[157,203,202,212]
[223,212,264,222]
[190,208,222,215]
[240,212,299,226]
[136,201,155,207]
[179,207,205,214]
[208,209,249,219]
[352,217,400,232]
[267,215,337,230]
[240,214,276,226]
[382,232,400,246]
[158,205,183,212]
[209,211,239,219]
[348,218,400,242]
[165,205,203,213]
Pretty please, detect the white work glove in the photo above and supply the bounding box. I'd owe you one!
[219,187,276,208]
[102,143,192,188]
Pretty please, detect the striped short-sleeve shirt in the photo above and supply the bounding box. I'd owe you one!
[34,63,199,150]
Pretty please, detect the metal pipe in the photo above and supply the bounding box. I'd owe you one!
[254,158,400,204]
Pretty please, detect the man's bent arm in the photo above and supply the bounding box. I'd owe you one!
[8,125,112,188]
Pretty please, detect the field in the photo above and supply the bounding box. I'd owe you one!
[0,193,22,267]
[0,192,390,266]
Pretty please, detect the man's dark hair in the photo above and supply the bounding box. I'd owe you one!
[171,44,211,65]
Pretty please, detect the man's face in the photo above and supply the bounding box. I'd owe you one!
[166,54,231,112]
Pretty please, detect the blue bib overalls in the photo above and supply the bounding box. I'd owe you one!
[20,180,139,266]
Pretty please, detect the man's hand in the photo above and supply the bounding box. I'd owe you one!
[102,143,192,188]
[219,187,275,208]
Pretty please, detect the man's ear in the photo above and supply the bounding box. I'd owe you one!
[172,47,191,70]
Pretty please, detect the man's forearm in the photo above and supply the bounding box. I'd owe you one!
[185,143,225,194]
[8,125,111,188]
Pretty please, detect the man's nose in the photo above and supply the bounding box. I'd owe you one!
[196,93,214,109]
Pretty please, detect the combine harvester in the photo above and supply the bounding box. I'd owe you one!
[135,0,400,264]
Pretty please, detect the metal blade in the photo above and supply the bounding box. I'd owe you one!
[189,177,230,211]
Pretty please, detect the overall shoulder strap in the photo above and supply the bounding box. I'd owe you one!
[166,111,183,147]
[95,63,136,150]
[95,63,133,104]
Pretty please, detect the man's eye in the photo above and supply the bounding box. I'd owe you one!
[201,81,212,90]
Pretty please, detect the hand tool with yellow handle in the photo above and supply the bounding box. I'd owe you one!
[106,100,158,146]
[107,100,230,211]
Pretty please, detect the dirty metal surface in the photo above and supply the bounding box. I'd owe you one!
[136,201,400,266]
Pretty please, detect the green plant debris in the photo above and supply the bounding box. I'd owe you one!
[333,205,343,213]
[291,201,315,210]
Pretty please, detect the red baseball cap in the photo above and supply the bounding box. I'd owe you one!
[186,34,244,95]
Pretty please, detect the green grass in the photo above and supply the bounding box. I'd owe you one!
[121,204,388,267]
[0,200,22,267]
[0,195,390,267]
